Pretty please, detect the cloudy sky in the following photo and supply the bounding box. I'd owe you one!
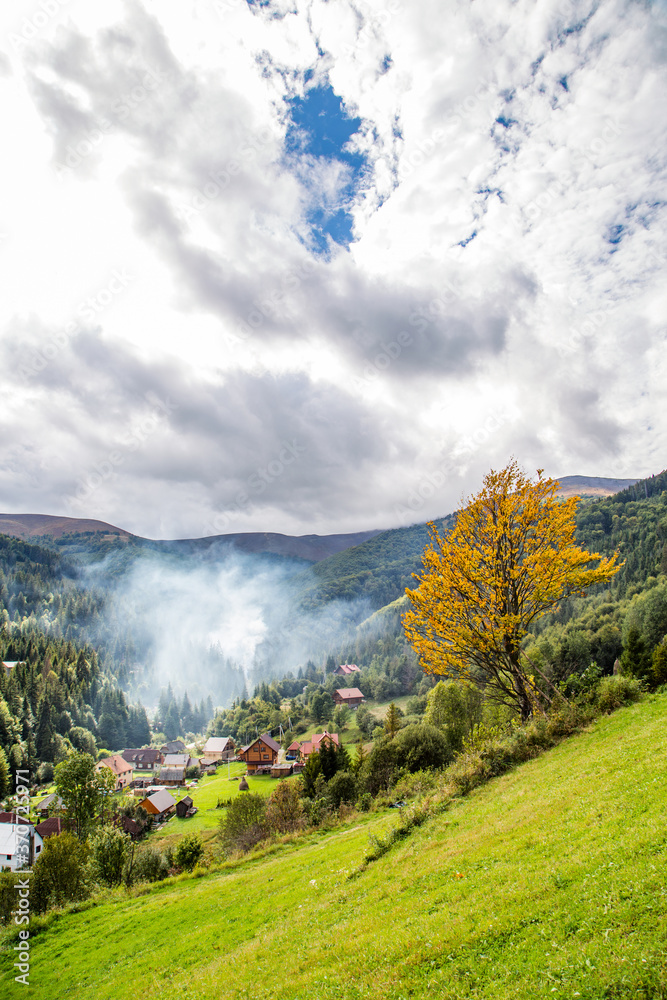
[0,0,665,540]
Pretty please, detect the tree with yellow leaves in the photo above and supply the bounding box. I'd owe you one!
[403,461,622,721]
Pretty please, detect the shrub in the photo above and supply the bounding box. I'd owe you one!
[651,638,667,688]
[130,846,170,884]
[393,724,454,773]
[265,779,305,834]
[595,674,643,713]
[173,832,204,871]
[392,769,441,801]
[35,762,54,785]
[356,792,372,812]
[31,833,91,913]
[89,825,131,887]
[327,771,357,808]
[219,793,267,855]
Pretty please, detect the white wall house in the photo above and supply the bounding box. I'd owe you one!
[0,817,44,871]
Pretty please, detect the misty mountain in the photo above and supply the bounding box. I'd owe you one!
[0,512,381,565]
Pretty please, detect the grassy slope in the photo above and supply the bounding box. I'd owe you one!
[3,694,666,1000]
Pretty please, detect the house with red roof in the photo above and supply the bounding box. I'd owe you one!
[96,754,134,790]
[335,664,361,676]
[287,731,340,762]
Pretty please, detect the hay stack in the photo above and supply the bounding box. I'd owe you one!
[238,776,249,791]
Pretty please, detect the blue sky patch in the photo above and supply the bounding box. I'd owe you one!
[285,83,368,255]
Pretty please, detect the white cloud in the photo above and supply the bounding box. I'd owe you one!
[0,0,665,537]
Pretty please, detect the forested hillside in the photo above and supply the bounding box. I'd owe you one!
[0,533,150,787]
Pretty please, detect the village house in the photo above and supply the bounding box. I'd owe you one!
[333,688,365,708]
[96,754,134,790]
[121,747,164,770]
[162,753,189,769]
[175,795,197,818]
[202,736,235,761]
[158,767,186,786]
[289,730,340,761]
[270,763,294,778]
[0,813,44,870]
[35,793,63,818]
[160,740,186,754]
[1,661,23,678]
[237,733,280,773]
[335,664,361,676]
[35,817,63,841]
[138,789,177,820]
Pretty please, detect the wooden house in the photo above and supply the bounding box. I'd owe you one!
[202,736,235,761]
[121,748,164,771]
[138,790,176,820]
[236,733,280,773]
[270,763,294,778]
[333,688,364,708]
[35,793,63,818]
[175,795,196,818]
[157,767,186,786]
[160,740,186,754]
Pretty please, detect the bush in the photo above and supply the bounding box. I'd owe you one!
[327,771,357,808]
[392,769,441,801]
[89,825,131,887]
[173,832,204,871]
[595,675,643,713]
[392,723,454,773]
[219,793,267,855]
[265,779,305,834]
[36,762,54,785]
[130,846,170,884]
[31,833,91,914]
[356,792,372,812]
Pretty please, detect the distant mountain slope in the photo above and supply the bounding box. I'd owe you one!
[555,475,639,497]
[0,513,381,564]
[0,512,130,539]
[165,529,382,563]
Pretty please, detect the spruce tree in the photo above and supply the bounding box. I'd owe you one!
[0,746,10,798]
[35,698,55,763]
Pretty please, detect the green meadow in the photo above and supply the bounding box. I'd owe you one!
[2,693,666,999]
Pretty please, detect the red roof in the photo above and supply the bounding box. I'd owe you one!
[337,664,361,674]
[35,817,62,839]
[286,741,301,752]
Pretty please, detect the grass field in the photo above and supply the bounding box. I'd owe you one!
[2,693,666,999]
[144,763,281,845]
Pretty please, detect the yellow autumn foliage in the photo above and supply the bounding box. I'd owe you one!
[403,461,622,720]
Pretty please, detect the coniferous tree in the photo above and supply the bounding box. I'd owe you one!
[0,746,10,798]
[35,699,55,763]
